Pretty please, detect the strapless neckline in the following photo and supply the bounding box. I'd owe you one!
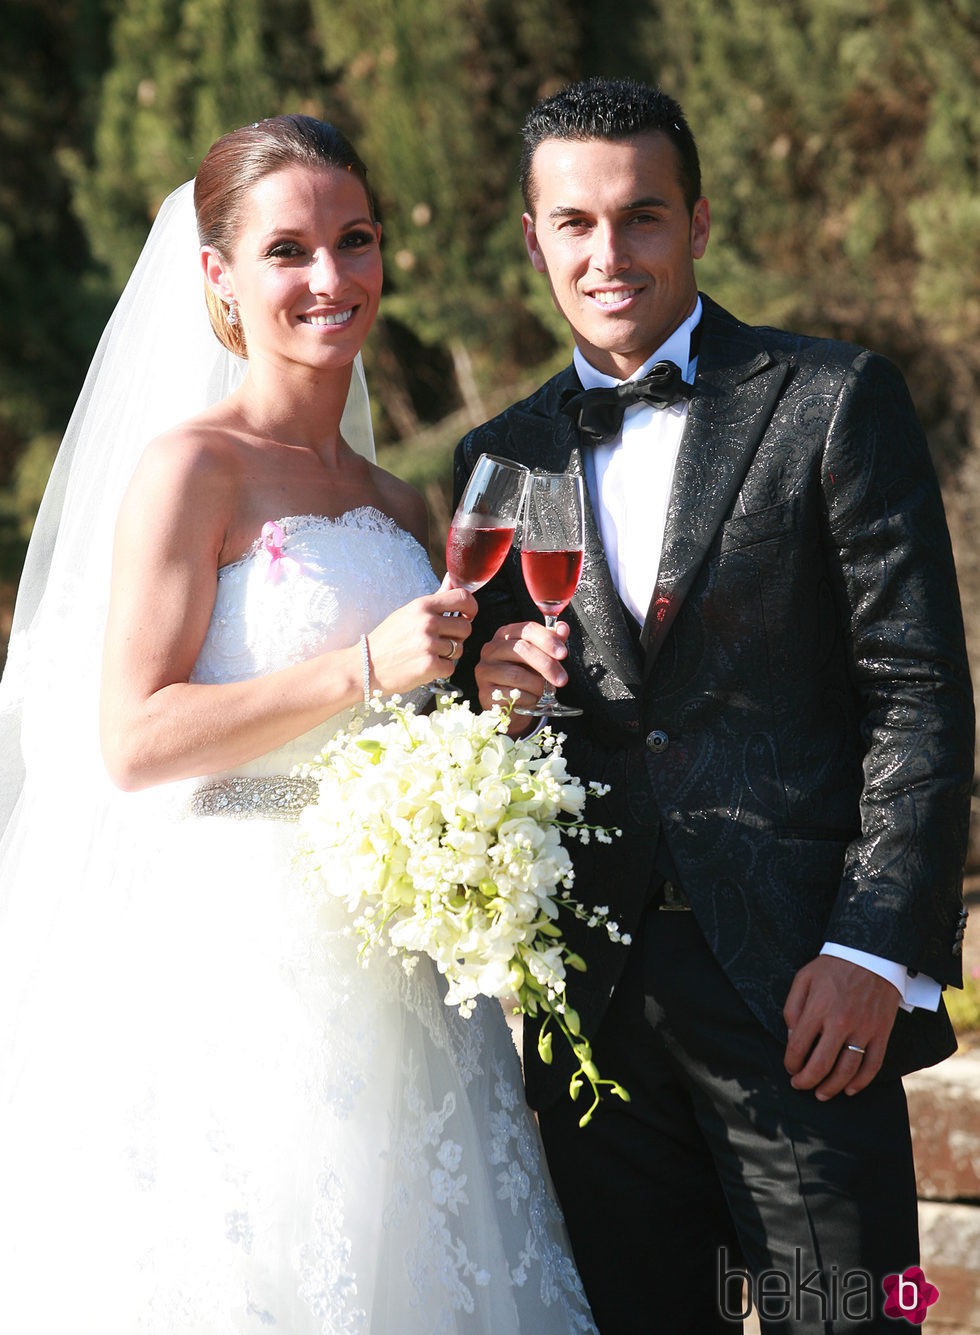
[219,507,420,574]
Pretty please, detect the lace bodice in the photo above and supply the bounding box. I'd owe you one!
[189,509,438,776]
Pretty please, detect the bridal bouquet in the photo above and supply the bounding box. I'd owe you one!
[294,692,629,1126]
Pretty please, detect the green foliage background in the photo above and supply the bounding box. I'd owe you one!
[1,0,978,858]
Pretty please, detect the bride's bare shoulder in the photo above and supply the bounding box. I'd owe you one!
[129,408,249,497]
[144,403,246,468]
[112,413,250,560]
[369,465,429,549]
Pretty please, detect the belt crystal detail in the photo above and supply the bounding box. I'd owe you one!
[188,774,318,821]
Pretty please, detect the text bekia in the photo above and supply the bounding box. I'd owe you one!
[717,1248,873,1323]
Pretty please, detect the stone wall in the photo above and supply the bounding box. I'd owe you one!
[908,1051,980,1333]
[906,877,980,1333]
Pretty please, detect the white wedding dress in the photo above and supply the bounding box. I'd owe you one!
[0,509,595,1334]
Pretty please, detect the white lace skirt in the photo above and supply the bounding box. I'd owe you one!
[0,786,595,1334]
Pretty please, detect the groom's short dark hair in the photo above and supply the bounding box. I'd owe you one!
[520,77,702,215]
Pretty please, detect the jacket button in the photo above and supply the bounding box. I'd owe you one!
[646,729,669,754]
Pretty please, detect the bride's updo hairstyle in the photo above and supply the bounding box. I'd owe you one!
[194,114,377,358]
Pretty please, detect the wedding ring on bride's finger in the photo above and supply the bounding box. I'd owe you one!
[441,639,460,661]
[846,1044,867,1055]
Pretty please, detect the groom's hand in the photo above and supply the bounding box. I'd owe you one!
[475,620,570,735]
[782,955,901,1101]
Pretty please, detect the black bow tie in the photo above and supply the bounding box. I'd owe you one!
[562,360,695,445]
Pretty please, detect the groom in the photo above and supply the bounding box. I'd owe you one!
[455,78,974,1332]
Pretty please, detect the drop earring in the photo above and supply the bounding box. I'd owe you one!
[226,299,238,327]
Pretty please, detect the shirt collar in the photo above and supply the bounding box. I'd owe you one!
[572,295,703,391]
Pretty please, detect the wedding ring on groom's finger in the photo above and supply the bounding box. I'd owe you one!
[846,1044,867,1055]
[441,639,460,661]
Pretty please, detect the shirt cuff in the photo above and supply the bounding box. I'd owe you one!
[820,943,941,1013]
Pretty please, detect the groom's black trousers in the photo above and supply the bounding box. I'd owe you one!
[538,907,919,1335]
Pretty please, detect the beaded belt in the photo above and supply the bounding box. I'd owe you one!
[187,774,318,821]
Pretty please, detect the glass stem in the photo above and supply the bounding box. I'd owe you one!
[536,615,560,708]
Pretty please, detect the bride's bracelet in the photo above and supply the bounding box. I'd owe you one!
[359,633,372,706]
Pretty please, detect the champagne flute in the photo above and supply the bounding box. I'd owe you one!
[514,471,584,718]
[429,453,529,699]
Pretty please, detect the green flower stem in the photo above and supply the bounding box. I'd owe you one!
[536,1007,631,1128]
[512,964,630,1129]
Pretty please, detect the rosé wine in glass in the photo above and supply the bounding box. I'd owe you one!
[428,454,528,699]
[515,471,585,719]
[520,547,584,617]
[446,517,518,592]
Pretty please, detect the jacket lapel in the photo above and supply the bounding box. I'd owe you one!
[640,299,789,674]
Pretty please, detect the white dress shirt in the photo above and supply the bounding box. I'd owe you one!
[574,297,938,1013]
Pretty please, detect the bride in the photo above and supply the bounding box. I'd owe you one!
[0,114,596,1334]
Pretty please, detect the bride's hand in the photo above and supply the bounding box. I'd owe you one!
[367,585,477,694]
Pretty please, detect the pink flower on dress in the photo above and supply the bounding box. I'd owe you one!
[260,521,301,583]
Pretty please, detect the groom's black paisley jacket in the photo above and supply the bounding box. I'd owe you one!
[454,295,975,1109]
